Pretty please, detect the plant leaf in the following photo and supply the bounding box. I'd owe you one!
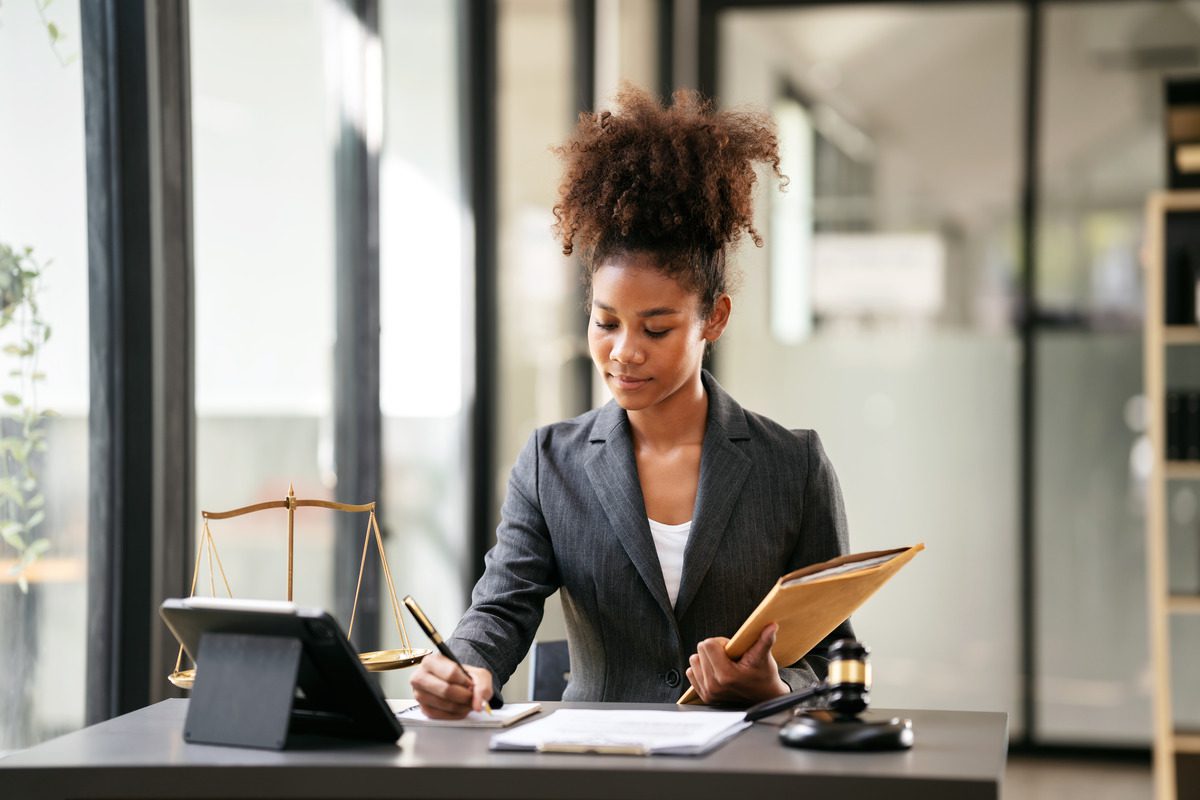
[3,393,21,407]
[18,573,28,593]
[27,537,50,557]
[0,480,24,506]
[25,510,45,530]
[27,493,44,510]
[1,522,26,550]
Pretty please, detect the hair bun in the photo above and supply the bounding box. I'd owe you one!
[553,84,783,259]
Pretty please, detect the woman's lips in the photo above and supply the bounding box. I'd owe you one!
[611,374,650,390]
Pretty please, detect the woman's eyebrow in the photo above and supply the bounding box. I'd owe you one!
[594,301,681,318]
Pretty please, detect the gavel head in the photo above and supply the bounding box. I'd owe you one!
[825,639,871,719]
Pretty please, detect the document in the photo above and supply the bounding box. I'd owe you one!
[387,699,542,728]
[489,709,750,756]
[678,543,925,704]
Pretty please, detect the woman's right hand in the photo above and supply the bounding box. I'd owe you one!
[409,651,495,719]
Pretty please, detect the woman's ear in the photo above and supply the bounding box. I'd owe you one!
[703,294,732,342]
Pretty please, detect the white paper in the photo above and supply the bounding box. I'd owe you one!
[783,552,899,587]
[489,709,750,756]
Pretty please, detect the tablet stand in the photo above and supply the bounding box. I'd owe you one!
[184,633,302,750]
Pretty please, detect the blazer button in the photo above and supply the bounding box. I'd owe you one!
[665,669,681,687]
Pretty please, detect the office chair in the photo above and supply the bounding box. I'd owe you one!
[528,639,570,701]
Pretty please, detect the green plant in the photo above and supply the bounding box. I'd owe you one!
[0,244,53,593]
[0,1,75,66]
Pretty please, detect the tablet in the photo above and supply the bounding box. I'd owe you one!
[160,597,403,746]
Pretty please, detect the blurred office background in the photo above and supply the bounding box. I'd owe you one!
[2,1,1199,788]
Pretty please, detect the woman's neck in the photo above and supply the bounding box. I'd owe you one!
[627,373,708,452]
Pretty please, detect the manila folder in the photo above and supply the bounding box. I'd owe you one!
[678,543,924,704]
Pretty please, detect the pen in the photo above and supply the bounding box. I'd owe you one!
[744,684,827,722]
[402,595,495,714]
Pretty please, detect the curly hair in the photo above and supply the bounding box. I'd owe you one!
[553,84,784,317]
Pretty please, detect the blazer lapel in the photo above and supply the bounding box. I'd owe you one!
[585,404,675,621]
[673,372,752,621]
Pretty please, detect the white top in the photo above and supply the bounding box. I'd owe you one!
[648,518,692,608]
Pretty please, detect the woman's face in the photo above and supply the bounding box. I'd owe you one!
[588,252,729,413]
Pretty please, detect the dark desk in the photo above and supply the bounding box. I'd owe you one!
[0,699,1007,799]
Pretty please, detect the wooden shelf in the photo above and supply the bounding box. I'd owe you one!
[1168,595,1200,615]
[1165,327,1200,345]
[1144,191,1200,800]
[1175,733,1200,754]
[1165,462,1200,480]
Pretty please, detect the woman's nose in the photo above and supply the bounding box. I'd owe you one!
[611,333,642,364]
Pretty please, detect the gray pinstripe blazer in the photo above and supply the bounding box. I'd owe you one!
[449,371,853,704]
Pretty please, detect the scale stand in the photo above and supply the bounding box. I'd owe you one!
[169,485,430,690]
[184,633,302,750]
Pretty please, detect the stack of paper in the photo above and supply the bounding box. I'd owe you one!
[489,709,749,756]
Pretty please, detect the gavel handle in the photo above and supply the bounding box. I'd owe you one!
[744,684,828,722]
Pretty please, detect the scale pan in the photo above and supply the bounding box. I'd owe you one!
[169,668,195,690]
[358,647,431,672]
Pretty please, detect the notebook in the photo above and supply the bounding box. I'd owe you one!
[386,698,542,728]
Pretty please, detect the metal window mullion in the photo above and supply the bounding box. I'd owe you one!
[1018,0,1042,748]
[145,0,195,706]
[461,0,498,587]
[331,0,383,651]
[83,0,156,722]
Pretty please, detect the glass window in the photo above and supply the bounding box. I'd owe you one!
[376,0,471,698]
[0,0,89,751]
[191,0,338,617]
[718,3,1024,730]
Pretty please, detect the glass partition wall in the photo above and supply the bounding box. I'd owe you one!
[717,2,1024,731]
[1036,0,1200,745]
[716,0,1200,746]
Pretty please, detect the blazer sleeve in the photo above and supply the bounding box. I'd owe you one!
[778,429,855,691]
[447,430,561,690]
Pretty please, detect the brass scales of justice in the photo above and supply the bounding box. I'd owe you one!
[168,485,431,689]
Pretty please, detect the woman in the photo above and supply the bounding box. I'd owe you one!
[410,86,852,718]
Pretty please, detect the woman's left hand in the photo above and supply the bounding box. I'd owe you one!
[685,622,790,705]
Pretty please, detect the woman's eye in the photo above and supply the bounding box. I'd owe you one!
[593,321,617,331]
[645,328,670,338]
